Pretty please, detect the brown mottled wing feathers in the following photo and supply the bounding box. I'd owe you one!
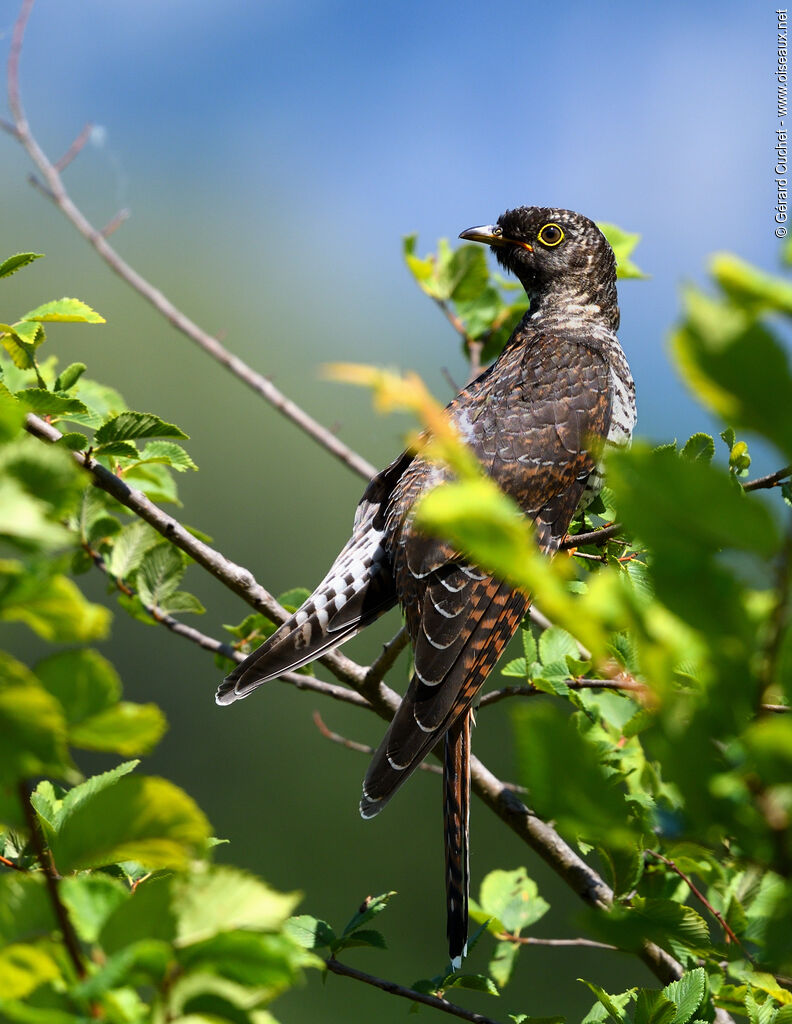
[360,332,611,815]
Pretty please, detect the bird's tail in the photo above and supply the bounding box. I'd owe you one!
[216,523,397,705]
[444,709,471,970]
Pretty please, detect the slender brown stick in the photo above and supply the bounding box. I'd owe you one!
[645,850,742,949]
[54,121,92,172]
[324,957,502,1024]
[18,781,85,979]
[743,465,792,492]
[478,677,649,709]
[0,853,26,871]
[4,0,375,482]
[495,933,618,951]
[560,522,624,548]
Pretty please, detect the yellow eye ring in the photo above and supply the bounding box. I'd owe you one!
[537,223,564,247]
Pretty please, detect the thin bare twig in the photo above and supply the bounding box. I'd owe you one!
[645,850,743,949]
[324,957,502,1024]
[478,677,649,710]
[100,208,129,238]
[54,121,92,172]
[561,522,624,549]
[4,0,375,482]
[312,711,528,793]
[18,781,85,979]
[495,932,619,952]
[363,626,409,696]
[743,465,792,492]
[0,853,26,872]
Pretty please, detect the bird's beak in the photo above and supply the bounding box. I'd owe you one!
[458,224,532,252]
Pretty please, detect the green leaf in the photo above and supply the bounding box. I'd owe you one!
[0,564,111,642]
[607,443,779,559]
[21,298,105,324]
[334,928,387,951]
[53,362,86,391]
[13,389,88,416]
[136,544,185,608]
[477,868,549,934]
[578,980,635,1022]
[0,942,60,999]
[51,772,210,872]
[35,648,120,726]
[69,702,167,755]
[711,252,792,315]
[634,990,677,1024]
[0,252,44,280]
[158,590,206,616]
[133,440,197,472]
[285,915,336,950]
[445,245,489,302]
[488,939,520,989]
[94,439,139,458]
[0,874,56,943]
[56,431,88,451]
[598,223,647,279]
[53,760,139,827]
[445,973,499,996]
[59,874,129,943]
[177,931,303,994]
[513,702,636,849]
[105,520,161,580]
[681,433,715,463]
[0,668,71,785]
[95,411,188,444]
[341,891,397,936]
[671,289,792,460]
[662,968,707,1024]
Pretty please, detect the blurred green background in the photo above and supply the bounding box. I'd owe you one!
[1,0,775,1019]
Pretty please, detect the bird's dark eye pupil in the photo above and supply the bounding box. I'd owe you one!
[539,223,563,246]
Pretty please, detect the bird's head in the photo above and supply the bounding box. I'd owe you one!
[460,206,618,326]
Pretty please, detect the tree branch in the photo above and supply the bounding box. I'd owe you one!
[18,781,85,980]
[561,522,624,548]
[478,677,649,709]
[324,957,503,1024]
[4,0,375,482]
[495,933,619,952]
[645,850,743,950]
[742,465,792,492]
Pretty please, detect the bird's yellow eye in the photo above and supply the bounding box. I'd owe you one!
[537,223,564,247]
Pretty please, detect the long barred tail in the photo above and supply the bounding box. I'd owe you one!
[216,521,397,705]
[444,709,471,970]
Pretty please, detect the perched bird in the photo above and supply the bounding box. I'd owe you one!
[217,206,636,968]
